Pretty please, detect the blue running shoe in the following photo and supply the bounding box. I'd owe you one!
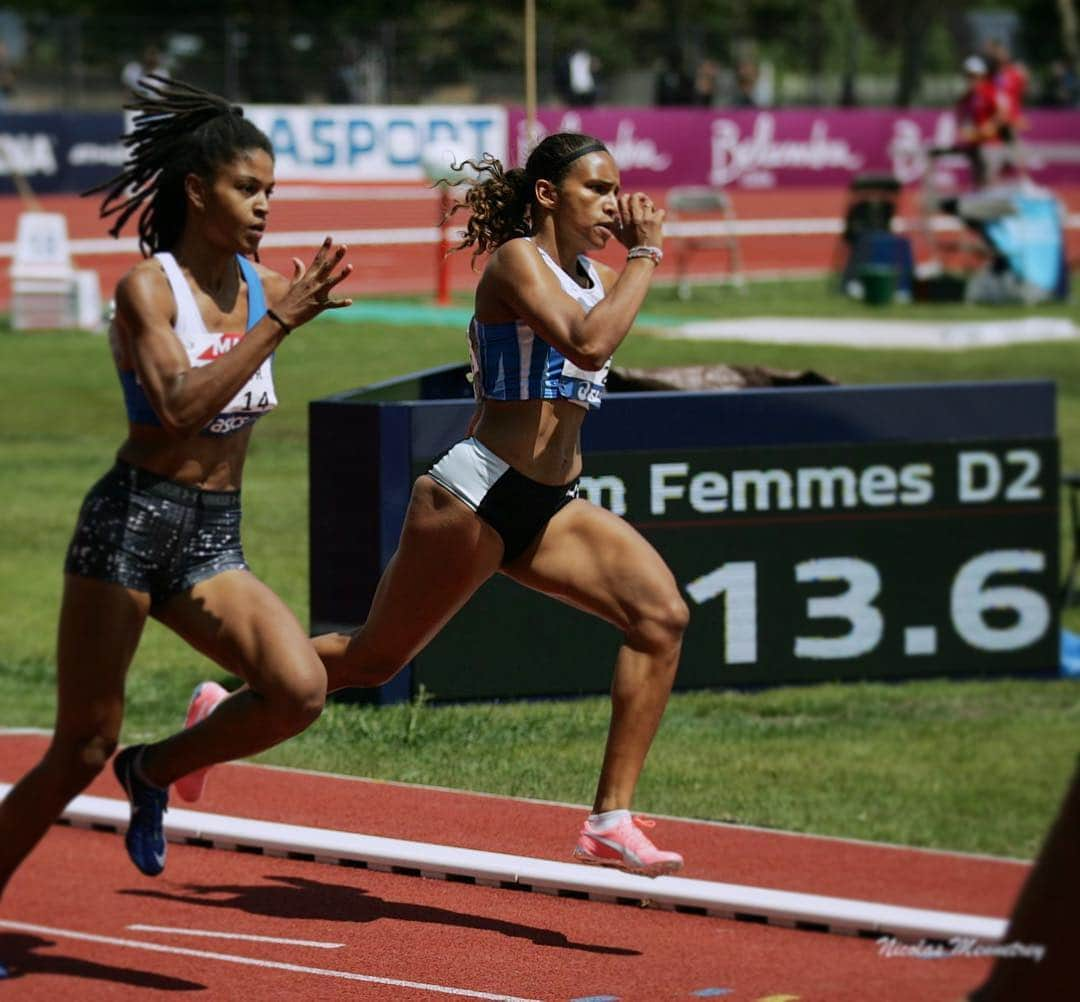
[0,961,8,979]
[113,745,168,877]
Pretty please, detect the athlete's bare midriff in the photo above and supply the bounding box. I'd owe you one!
[116,424,252,491]
[472,397,588,486]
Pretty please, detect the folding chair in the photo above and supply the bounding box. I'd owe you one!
[664,186,742,299]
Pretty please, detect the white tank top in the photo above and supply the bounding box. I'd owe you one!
[156,252,278,435]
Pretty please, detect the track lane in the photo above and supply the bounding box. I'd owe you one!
[2,186,1075,307]
[0,733,1013,1000]
[1,824,993,1001]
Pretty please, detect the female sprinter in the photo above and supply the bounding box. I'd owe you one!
[313,132,689,875]
[0,76,352,900]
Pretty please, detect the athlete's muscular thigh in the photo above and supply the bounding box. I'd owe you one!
[504,499,687,637]
[358,476,504,660]
[154,569,323,700]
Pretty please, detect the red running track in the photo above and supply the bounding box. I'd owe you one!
[1,732,1025,1001]
[1,186,1076,309]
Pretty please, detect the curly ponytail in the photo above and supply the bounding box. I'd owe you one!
[443,132,610,263]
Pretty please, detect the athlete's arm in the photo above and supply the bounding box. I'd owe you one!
[482,194,663,371]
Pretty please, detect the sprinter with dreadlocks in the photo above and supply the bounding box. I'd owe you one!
[0,76,352,897]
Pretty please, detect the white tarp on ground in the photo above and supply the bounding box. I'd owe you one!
[657,316,1079,350]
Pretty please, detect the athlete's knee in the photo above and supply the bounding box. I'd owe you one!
[47,728,120,782]
[629,588,689,652]
[265,665,326,735]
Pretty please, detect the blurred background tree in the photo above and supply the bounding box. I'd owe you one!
[0,0,1073,108]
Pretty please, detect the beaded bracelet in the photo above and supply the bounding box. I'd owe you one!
[627,245,663,266]
[266,308,293,335]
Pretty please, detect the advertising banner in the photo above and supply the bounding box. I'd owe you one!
[243,104,508,182]
[508,106,1080,190]
[0,112,125,196]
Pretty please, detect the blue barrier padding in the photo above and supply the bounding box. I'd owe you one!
[1061,629,1080,678]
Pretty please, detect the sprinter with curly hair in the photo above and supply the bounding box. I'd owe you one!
[310,132,687,874]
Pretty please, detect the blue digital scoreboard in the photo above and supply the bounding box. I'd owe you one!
[310,369,1058,702]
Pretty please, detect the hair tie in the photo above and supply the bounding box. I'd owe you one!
[551,140,608,172]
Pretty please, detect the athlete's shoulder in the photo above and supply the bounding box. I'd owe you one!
[250,260,289,300]
[488,236,542,269]
[116,256,171,308]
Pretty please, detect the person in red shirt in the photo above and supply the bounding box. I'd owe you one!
[985,37,1029,139]
[955,55,1008,187]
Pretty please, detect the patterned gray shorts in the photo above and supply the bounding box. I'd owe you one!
[64,461,248,606]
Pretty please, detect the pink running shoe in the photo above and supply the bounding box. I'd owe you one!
[572,814,683,877]
[173,681,229,803]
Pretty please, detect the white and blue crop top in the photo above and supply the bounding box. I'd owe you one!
[118,252,277,436]
[468,240,611,410]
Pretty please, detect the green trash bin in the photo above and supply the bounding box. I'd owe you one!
[859,264,896,306]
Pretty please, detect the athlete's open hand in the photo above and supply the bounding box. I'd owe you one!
[615,192,665,252]
[273,236,353,329]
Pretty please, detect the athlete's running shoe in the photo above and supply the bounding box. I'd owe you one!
[173,681,229,803]
[113,744,168,877]
[572,814,683,877]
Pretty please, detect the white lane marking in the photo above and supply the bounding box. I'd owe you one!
[126,924,344,949]
[0,781,1012,942]
[272,184,437,201]
[0,919,541,1001]
[0,212,1073,258]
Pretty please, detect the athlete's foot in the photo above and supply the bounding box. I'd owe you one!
[113,745,168,877]
[572,812,683,877]
[173,681,229,802]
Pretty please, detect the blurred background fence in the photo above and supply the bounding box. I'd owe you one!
[0,2,1076,112]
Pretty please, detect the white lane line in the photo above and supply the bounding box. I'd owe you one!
[0,919,540,1001]
[1,782,1004,943]
[126,924,344,948]
[272,184,438,201]
[2,729,1028,868]
[0,212,1073,258]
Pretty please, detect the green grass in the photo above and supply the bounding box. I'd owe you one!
[2,276,1079,859]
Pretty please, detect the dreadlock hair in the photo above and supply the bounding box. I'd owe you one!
[443,133,610,265]
[85,75,274,258]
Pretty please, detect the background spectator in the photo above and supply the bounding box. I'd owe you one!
[0,40,16,108]
[691,58,719,106]
[1039,59,1079,107]
[734,59,759,107]
[655,48,691,105]
[955,54,1007,188]
[557,42,600,107]
[122,44,168,98]
[984,37,1029,139]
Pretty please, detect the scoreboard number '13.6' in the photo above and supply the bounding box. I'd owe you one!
[685,550,1052,666]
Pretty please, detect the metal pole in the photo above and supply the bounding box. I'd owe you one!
[524,0,538,149]
[436,186,452,306]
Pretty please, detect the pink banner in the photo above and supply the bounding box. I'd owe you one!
[508,107,1080,189]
